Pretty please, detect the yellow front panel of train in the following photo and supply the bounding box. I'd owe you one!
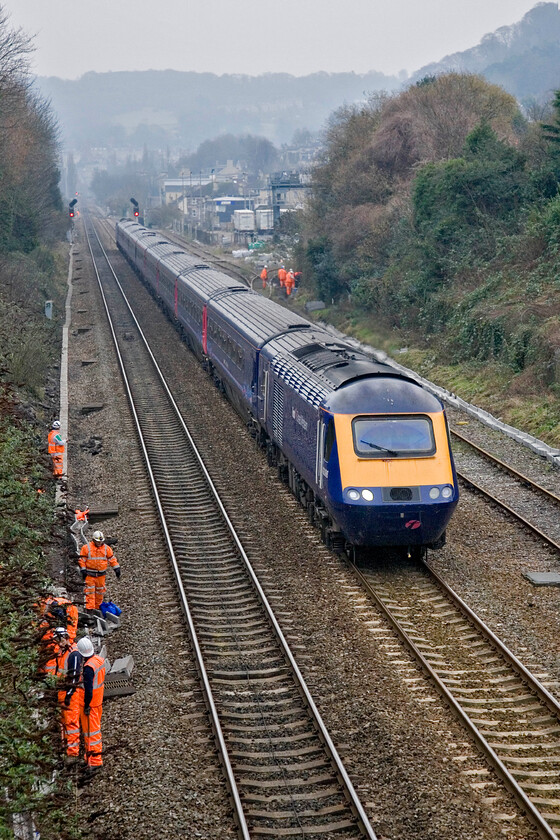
[334,412,454,488]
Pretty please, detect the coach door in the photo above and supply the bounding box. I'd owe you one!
[258,361,269,424]
[202,306,208,354]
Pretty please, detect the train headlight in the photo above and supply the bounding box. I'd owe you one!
[429,487,441,499]
[361,489,374,501]
[347,488,360,501]
[441,485,453,499]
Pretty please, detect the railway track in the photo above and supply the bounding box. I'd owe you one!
[84,214,377,839]
[348,554,560,840]
[451,428,560,553]
[96,211,560,836]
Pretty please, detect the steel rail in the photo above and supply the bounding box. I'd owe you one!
[85,215,377,840]
[83,217,251,840]
[350,559,560,840]
[452,428,560,505]
[456,470,560,554]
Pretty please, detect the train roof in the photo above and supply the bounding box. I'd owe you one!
[266,332,442,412]
[117,221,442,414]
[324,376,444,414]
[160,249,206,275]
[209,290,310,345]
[145,241,181,261]
[179,267,247,303]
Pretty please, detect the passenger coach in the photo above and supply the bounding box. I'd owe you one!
[117,219,459,556]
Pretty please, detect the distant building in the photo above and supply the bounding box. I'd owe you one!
[213,196,252,223]
[269,171,310,223]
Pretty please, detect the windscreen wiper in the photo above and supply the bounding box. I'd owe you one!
[360,439,399,457]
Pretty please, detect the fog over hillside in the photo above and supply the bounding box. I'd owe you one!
[38,69,402,151]
[411,2,560,102]
[36,3,560,153]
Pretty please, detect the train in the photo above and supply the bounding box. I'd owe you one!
[116,219,459,557]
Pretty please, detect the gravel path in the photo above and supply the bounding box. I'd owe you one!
[65,217,560,840]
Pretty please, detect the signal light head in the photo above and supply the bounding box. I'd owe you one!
[134,209,139,217]
[69,210,74,218]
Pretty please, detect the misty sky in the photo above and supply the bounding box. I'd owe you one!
[2,0,546,79]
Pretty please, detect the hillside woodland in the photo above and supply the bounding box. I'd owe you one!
[412,2,560,105]
[301,72,560,443]
[0,7,71,838]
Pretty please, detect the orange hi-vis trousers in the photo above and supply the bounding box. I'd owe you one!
[84,574,106,610]
[80,705,103,767]
[59,691,80,757]
[51,453,63,476]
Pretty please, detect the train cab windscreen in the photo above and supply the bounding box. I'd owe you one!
[352,415,435,458]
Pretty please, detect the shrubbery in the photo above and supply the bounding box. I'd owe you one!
[301,72,560,402]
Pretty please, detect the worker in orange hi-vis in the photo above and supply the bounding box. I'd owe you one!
[39,590,79,643]
[260,265,268,288]
[53,627,82,761]
[285,269,296,296]
[277,265,287,288]
[78,530,120,611]
[47,420,65,478]
[76,636,106,769]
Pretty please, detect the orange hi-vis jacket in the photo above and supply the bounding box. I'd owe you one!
[285,271,295,295]
[278,267,287,287]
[80,654,106,708]
[78,541,119,577]
[55,643,80,701]
[42,642,60,678]
[48,429,64,455]
[260,267,268,287]
[40,595,79,643]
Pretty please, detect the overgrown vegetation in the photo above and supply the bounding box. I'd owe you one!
[300,73,560,443]
[0,404,78,839]
[0,5,71,835]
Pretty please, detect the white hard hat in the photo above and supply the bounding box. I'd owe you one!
[52,420,61,429]
[77,637,94,658]
[54,626,69,638]
[92,530,104,543]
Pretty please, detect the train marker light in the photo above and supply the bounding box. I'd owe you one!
[361,489,374,501]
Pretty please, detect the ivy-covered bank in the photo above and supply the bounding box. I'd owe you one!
[0,392,79,840]
[296,75,560,444]
[0,9,82,836]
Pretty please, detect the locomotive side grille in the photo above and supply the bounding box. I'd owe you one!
[272,381,284,446]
